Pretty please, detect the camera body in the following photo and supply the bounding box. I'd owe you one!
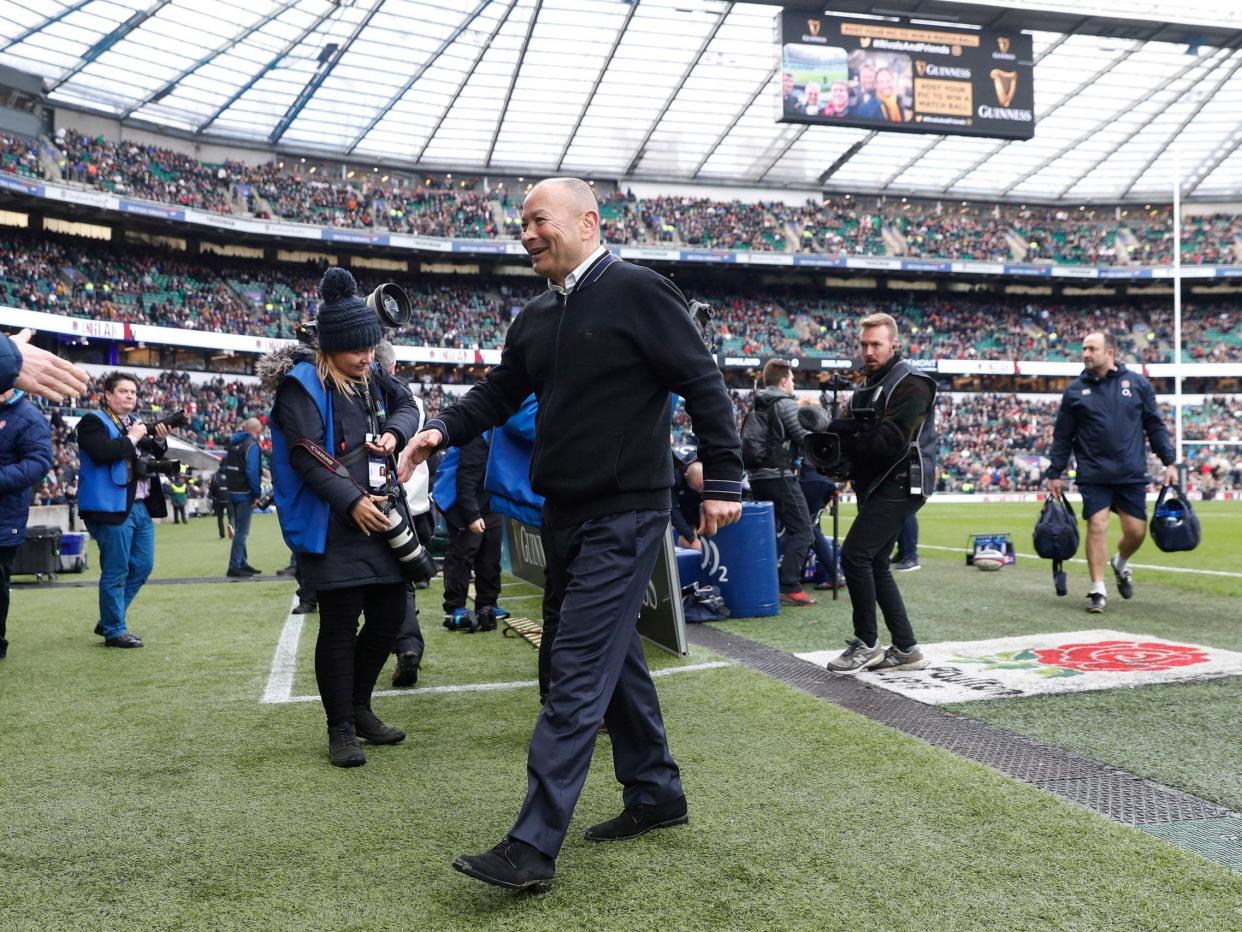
[132,408,188,480]
[802,408,876,481]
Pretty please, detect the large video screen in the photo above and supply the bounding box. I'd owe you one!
[778,13,1034,141]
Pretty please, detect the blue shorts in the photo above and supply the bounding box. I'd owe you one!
[1078,482,1147,521]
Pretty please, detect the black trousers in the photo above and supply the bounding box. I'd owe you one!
[214,503,227,538]
[0,545,15,655]
[512,509,682,859]
[392,584,426,657]
[750,476,815,592]
[441,512,502,613]
[314,582,406,726]
[841,493,925,651]
[173,503,187,524]
[292,553,316,607]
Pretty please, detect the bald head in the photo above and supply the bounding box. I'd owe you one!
[243,417,263,437]
[520,177,602,285]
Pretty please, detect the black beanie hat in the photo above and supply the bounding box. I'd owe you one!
[315,267,381,352]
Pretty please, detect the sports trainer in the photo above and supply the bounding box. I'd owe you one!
[1047,331,1177,614]
[822,313,936,675]
[399,177,743,891]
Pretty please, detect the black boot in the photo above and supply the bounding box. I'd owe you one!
[476,607,498,632]
[392,652,421,688]
[584,795,688,841]
[353,705,405,744]
[327,721,366,767]
[453,837,555,891]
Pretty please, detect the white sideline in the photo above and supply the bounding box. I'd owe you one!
[261,596,306,704]
[919,544,1242,579]
[259,591,731,705]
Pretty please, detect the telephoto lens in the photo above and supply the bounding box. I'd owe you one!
[378,499,437,583]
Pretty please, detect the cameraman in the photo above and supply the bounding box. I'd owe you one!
[224,418,264,577]
[77,372,172,649]
[265,268,424,768]
[822,314,936,675]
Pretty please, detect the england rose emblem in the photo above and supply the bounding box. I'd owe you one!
[1033,640,1209,673]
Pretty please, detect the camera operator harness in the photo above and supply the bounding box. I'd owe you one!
[846,361,938,500]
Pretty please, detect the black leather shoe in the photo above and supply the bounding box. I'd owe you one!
[584,795,688,842]
[327,722,366,767]
[353,705,405,744]
[291,601,317,614]
[275,564,297,577]
[104,633,144,649]
[392,652,421,688]
[453,837,555,891]
[243,564,263,575]
[227,567,256,578]
[94,623,105,637]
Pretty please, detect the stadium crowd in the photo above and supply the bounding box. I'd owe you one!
[5,130,1242,265]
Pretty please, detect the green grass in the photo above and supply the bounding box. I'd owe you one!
[710,499,1242,815]
[4,551,1242,929]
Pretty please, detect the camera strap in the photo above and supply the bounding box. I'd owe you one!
[292,438,369,499]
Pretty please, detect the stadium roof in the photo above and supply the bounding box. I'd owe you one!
[4,0,1242,203]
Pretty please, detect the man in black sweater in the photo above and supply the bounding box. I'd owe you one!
[400,177,743,891]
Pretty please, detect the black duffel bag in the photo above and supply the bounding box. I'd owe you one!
[1033,494,1079,596]
[1150,484,1201,552]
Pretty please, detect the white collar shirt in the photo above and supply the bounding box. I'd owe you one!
[548,244,608,297]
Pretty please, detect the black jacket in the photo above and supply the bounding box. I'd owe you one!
[428,253,743,526]
[270,361,421,592]
[834,355,935,497]
[747,386,811,479]
[76,410,169,525]
[1048,364,1174,485]
[448,433,491,527]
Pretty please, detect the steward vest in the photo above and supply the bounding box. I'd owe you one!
[849,360,937,499]
[269,362,334,554]
[78,410,129,514]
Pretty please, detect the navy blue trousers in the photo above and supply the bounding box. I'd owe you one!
[511,509,683,858]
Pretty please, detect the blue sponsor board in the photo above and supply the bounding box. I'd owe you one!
[1213,267,1242,278]
[680,251,737,263]
[0,174,43,196]
[1002,264,1052,277]
[901,259,952,273]
[321,228,390,246]
[1098,267,1153,279]
[793,255,846,268]
[119,200,185,221]
[453,241,507,254]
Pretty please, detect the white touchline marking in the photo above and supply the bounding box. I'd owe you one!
[277,661,733,705]
[919,544,1242,579]
[261,595,307,704]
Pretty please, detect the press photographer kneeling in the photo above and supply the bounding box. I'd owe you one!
[803,313,936,674]
[263,268,434,768]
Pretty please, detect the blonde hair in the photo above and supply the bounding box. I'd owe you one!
[859,312,899,341]
[315,350,369,396]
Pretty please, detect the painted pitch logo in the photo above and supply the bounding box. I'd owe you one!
[797,630,1242,704]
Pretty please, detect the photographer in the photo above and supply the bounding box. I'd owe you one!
[224,418,264,577]
[745,359,816,606]
[818,314,936,675]
[77,372,172,649]
[263,268,426,768]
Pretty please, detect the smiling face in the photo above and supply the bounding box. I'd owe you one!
[830,81,849,111]
[876,68,895,97]
[520,179,601,285]
[860,63,876,91]
[330,347,375,380]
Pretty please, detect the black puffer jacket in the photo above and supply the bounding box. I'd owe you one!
[262,345,422,592]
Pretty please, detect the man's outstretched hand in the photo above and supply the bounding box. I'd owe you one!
[11,329,89,402]
[397,428,443,483]
[698,499,742,538]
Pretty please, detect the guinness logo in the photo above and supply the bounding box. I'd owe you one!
[806,18,821,37]
[990,69,1019,107]
[915,60,926,76]
[998,36,1011,54]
